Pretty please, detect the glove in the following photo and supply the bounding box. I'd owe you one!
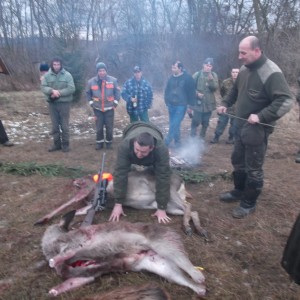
[89,100,93,107]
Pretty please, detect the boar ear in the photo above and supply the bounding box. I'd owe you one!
[60,210,76,231]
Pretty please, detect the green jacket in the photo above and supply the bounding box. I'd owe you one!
[41,68,75,103]
[192,70,218,112]
[220,77,235,115]
[222,54,294,132]
[113,121,171,210]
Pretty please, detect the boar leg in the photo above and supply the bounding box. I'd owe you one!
[34,185,94,225]
[75,204,92,216]
[182,202,193,236]
[49,250,76,268]
[48,276,95,296]
[133,253,206,296]
[191,211,208,239]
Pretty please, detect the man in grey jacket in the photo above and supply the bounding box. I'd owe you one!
[41,58,75,152]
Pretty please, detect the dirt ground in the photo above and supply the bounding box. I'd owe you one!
[1,91,300,300]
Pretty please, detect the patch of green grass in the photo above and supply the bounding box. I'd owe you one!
[0,162,91,178]
[175,169,232,184]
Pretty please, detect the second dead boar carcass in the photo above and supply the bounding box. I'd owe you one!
[42,211,206,297]
[107,169,188,215]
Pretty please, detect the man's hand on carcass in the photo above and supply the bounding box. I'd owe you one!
[152,209,171,224]
[109,204,126,222]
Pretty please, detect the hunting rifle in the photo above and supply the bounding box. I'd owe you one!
[80,152,112,227]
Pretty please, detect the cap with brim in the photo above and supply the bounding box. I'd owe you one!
[133,66,142,72]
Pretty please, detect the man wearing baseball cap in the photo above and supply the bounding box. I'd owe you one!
[121,65,153,123]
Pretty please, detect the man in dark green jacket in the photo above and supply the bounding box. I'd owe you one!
[109,121,171,223]
[217,36,294,219]
[41,58,75,152]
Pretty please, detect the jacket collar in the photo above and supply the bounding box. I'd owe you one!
[246,54,267,70]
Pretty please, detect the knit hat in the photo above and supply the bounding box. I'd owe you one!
[96,62,107,71]
[203,58,214,66]
[133,65,142,73]
[39,63,49,72]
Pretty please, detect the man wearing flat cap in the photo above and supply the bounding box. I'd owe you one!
[86,62,120,150]
[121,66,153,123]
[188,57,219,140]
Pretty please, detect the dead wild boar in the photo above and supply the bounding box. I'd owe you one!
[41,211,206,297]
[79,283,171,300]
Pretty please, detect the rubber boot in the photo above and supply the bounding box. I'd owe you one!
[220,171,247,202]
[295,151,300,163]
[191,125,197,137]
[96,142,104,150]
[210,134,219,144]
[226,136,234,144]
[106,142,113,150]
[200,126,207,139]
[232,187,261,219]
[62,141,70,153]
[48,138,61,152]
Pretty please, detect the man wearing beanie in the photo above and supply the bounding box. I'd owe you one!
[39,62,49,82]
[188,57,219,140]
[41,57,75,153]
[86,62,120,150]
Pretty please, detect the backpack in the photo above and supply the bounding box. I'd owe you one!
[281,213,300,284]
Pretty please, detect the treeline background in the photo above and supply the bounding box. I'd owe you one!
[0,0,300,100]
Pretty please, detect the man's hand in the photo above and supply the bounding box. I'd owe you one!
[197,92,204,99]
[51,89,61,98]
[151,209,171,224]
[109,204,126,222]
[217,106,227,114]
[248,114,260,124]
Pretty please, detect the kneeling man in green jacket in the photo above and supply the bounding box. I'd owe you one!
[109,121,171,223]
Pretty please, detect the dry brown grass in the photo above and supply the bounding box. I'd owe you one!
[0,91,300,299]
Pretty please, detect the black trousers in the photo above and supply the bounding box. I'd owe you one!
[94,109,114,144]
[282,213,300,284]
[0,120,9,144]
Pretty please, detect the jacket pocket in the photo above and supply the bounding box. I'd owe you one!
[247,88,260,102]
[106,83,114,89]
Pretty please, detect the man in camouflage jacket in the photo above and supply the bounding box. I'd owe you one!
[189,58,219,139]
[211,68,239,144]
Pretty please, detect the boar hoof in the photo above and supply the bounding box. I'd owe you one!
[49,289,59,296]
[183,226,193,236]
[49,259,55,268]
